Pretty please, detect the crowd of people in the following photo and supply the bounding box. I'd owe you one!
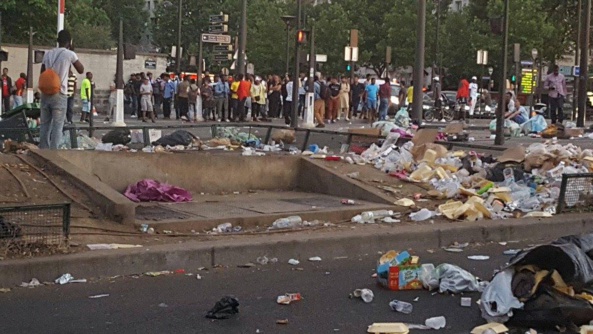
[0,68,28,114]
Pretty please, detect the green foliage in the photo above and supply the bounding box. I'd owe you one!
[66,0,113,49]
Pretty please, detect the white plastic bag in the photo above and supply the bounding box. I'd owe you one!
[480,269,524,323]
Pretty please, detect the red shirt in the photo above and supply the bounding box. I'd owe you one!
[457,79,469,99]
[379,83,392,99]
[15,78,26,96]
[237,80,251,100]
[1,78,8,97]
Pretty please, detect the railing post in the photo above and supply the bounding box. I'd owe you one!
[556,174,568,214]
[302,129,311,151]
[69,128,78,149]
[142,128,150,146]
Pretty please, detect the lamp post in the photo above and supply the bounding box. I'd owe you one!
[281,15,296,76]
[412,0,427,122]
[433,0,441,80]
[494,0,509,146]
[578,0,591,127]
[530,48,538,110]
[176,0,182,74]
[237,0,247,76]
[488,66,494,90]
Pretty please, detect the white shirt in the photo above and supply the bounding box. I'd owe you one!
[469,83,478,99]
[286,81,294,102]
[42,47,79,95]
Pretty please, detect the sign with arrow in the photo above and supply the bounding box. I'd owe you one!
[201,33,231,44]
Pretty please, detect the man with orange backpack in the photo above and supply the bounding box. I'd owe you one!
[38,30,84,149]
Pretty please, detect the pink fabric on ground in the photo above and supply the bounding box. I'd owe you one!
[124,179,192,203]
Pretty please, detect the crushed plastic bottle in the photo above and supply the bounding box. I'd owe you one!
[360,289,374,303]
[425,316,446,329]
[215,223,233,233]
[269,216,302,229]
[361,210,394,222]
[410,208,435,222]
[389,300,413,314]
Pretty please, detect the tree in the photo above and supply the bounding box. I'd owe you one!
[92,0,148,45]
[0,0,57,45]
[66,0,114,49]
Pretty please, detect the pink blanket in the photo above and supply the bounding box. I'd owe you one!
[124,179,192,203]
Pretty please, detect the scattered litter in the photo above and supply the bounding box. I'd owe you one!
[377,250,422,290]
[214,223,233,233]
[461,297,472,307]
[413,297,419,302]
[55,273,86,285]
[288,259,300,266]
[308,256,322,262]
[163,230,173,234]
[523,211,552,218]
[124,179,192,203]
[276,319,289,325]
[158,303,168,308]
[467,255,490,261]
[367,323,409,334]
[503,249,521,256]
[86,243,142,250]
[205,296,240,319]
[20,278,41,288]
[145,270,171,277]
[389,299,413,314]
[498,242,508,246]
[269,216,302,230]
[341,199,356,205]
[238,263,256,268]
[395,198,415,207]
[346,172,360,179]
[196,274,202,280]
[0,288,11,293]
[89,294,110,299]
[276,293,302,305]
[421,263,486,293]
[444,248,464,253]
[256,256,278,265]
[351,289,374,303]
[470,323,508,334]
[382,217,401,223]
[409,208,435,222]
[425,316,446,329]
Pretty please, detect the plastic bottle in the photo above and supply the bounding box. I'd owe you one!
[389,300,413,314]
[546,161,566,179]
[351,215,364,223]
[410,208,434,222]
[270,216,302,229]
[360,289,374,303]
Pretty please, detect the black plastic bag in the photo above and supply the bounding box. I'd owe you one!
[0,216,22,239]
[152,130,196,147]
[485,162,524,182]
[102,129,131,145]
[205,296,239,319]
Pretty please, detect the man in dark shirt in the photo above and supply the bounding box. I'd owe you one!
[351,75,364,119]
[378,78,392,121]
[133,74,143,118]
[327,77,341,123]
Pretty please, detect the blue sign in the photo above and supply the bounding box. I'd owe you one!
[573,66,580,77]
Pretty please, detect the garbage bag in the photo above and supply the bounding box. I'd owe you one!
[508,233,593,289]
[0,216,22,239]
[480,269,524,323]
[102,128,131,145]
[485,162,525,183]
[205,296,240,319]
[394,108,410,128]
[152,130,197,147]
[508,284,593,330]
[521,115,547,134]
[124,179,192,203]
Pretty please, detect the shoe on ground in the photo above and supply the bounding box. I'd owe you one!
[225,119,230,122]
[440,119,446,122]
[130,114,137,118]
[345,118,350,121]
[316,124,325,128]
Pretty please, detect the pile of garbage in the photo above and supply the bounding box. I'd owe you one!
[481,233,593,331]
[355,128,593,221]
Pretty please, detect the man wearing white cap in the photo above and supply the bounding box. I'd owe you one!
[469,76,479,117]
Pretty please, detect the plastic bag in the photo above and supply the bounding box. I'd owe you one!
[152,130,197,147]
[420,263,439,290]
[480,269,524,323]
[434,263,487,293]
[394,107,410,128]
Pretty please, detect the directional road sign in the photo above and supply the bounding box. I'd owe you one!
[213,45,232,53]
[201,33,231,44]
[209,14,229,24]
[214,54,232,61]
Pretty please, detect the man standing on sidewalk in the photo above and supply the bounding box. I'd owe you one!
[39,29,84,149]
[237,74,251,122]
[468,76,479,118]
[80,72,93,123]
[162,74,175,119]
[13,73,27,108]
[544,65,567,125]
[312,76,325,128]
[214,75,229,122]
[378,78,392,121]
[66,70,76,124]
[1,68,12,113]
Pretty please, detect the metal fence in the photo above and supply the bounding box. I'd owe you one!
[557,173,593,214]
[0,203,71,247]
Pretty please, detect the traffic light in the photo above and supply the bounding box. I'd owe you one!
[297,30,307,44]
[511,75,516,84]
[346,64,351,72]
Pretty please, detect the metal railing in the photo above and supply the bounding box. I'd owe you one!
[556,173,593,214]
[0,203,71,247]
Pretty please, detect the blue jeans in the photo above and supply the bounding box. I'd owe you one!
[367,99,377,110]
[379,98,389,120]
[39,93,67,149]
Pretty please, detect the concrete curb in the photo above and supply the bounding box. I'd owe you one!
[1,213,592,287]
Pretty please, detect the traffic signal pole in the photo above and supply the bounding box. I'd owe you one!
[290,0,302,128]
[495,0,509,145]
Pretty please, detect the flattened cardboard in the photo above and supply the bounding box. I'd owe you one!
[444,122,465,134]
[498,146,526,163]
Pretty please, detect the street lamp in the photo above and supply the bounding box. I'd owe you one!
[281,15,296,76]
[530,48,538,109]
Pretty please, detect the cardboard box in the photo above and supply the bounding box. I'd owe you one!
[377,263,423,291]
[347,128,381,137]
[565,127,584,137]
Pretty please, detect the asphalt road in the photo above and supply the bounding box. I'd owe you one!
[1,240,552,334]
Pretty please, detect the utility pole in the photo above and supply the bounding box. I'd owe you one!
[290,0,302,128]
[304,19,315,128]
[578,0,591,127]
[412,0,426,122]
[574,0,582,118]
[434,0,441,79]
[0,12,3,115]
[112,19,126,126]
[57,0,65,35]
[237,0,247,76]
[495,0,509,146]
[27,27,34,104]
[175,0,182,74]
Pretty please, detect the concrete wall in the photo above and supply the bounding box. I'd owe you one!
[55,151,301,193]
[1,44,168,108]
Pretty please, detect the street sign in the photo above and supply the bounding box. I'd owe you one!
[476,50,488,65]
[209,14,229,24]
[247,63,254,75]
[208,24,228,34]
[214,54,231,61]
[201,33,231,44]
[573,66,580,77]
[306,54,327,63]
[213,45,232,53]
[144,59,157,70]
[344,46,358,62]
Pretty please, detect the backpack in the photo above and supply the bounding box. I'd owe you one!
[38,50,66,95]
[152,79,162,95]
[319,81,329,99]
